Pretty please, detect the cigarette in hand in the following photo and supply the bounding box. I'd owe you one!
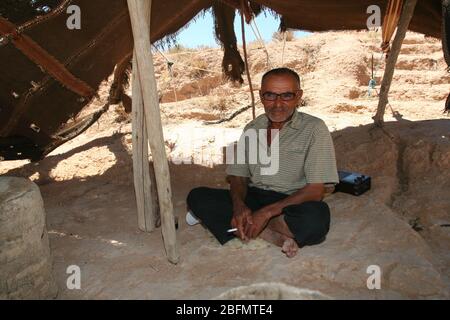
[227,228,238,233]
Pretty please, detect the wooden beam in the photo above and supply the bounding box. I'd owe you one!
[127,0,179,264]
[373,0,418,126]
[132,52,159,233]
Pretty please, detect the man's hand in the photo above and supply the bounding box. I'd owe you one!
[245,205,281,239]
[230,203,252,241]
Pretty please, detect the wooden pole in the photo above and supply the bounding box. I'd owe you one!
[373,0,418,126]
[131,52,160,232]
[240,1,255,120]
[127,0,179,264]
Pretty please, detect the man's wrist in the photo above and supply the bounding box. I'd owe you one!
[232,198,247,211]
[267,203,283,218]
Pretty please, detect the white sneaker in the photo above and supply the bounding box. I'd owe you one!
[186,210,200,226]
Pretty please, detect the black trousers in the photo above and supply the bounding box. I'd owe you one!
[186,186,331,247]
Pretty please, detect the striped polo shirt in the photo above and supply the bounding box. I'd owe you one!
[226,109,339,195]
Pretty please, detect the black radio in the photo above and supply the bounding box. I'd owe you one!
[334,171,371,196]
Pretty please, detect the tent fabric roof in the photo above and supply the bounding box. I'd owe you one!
[0,0,446,161]
[256,0,441,37]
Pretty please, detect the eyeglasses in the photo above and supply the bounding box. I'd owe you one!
[261,91,297,101]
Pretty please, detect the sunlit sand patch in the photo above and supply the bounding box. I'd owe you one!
[197,233,273,251]
[223,237,272,250]
[49,146,116,180]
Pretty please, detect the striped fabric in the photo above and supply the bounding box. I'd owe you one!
[226,109,339,195]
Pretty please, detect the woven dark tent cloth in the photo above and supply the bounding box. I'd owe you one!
[0,0,447,161]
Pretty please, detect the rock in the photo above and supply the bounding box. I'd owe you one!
[0,177,58,299]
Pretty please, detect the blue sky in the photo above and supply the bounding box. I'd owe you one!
[174,10,310,48]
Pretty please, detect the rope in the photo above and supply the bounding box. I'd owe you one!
[171,60,222,74]
[367,30,386,97]
[240,0,255,119]
[249,19,270,68]
[153,45,180,102]
[152,45,221,74]
[368,53,376,96]
[161,47,219,57]
[373,47,386,80]
[368,52,385,97]
[152,45,223,102]
[373,87,400,118]
[203,104,253,125]
[152,44,172,65]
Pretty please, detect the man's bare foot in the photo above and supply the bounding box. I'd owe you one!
[259,228,285,247]
[281,238,299,258]
[259,228,299,258]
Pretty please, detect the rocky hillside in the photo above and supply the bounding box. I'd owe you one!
[150,30,449,131]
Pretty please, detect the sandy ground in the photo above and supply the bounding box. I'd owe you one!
[1,31,449,299]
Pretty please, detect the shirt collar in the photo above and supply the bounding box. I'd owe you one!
[286,109,302,130]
